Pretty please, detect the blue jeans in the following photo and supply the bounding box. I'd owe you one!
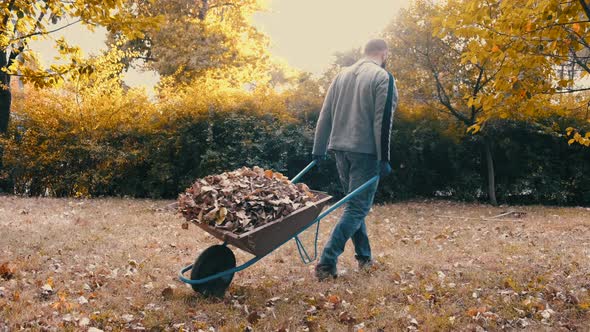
[319,151,379,269]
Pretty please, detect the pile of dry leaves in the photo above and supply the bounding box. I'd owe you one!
[178,167,317,234]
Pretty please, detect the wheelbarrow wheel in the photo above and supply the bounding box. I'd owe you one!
[190,245,236,297]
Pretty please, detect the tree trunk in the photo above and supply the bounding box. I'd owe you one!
[198,0,209,20]
[0,51,12,193]
[580,0,590,21]
[0,51,11,134]
[483,136,498,206]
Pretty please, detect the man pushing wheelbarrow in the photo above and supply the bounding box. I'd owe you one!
[177,39,397,296]
[312,38,398,281]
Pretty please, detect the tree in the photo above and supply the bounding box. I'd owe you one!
[441,0,590,146]
[111,0,270,85]
[319,48,362,91]
[386,1,486,204]
[385,0,559,204]
[0,0,159,134]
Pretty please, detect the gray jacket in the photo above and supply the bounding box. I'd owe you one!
[312,58,398,161]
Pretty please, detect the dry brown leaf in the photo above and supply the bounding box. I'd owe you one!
[338,311,356,324]
[327,295,341,305]
[161,286,174,300]
[247,311,261,324]
[0,262,15,280]
[466,306,488,317]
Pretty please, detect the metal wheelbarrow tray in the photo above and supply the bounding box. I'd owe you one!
[194,191,332,257]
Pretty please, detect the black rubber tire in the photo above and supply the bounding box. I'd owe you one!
[190,245,236,297]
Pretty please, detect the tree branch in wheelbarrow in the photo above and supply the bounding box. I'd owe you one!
[178,166,319,234]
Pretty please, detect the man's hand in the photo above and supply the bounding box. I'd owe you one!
[312,154,327,170]
[313,154,327,163]
[380,161,392,177]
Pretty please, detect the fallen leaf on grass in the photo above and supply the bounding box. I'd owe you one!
[327,295,341,305]
[522,296,545,311]
[540,308,555,320]
[338,311,356,324]
[466,306,489,317]
[567,293,580,305]
[304,316,319,332]
[40,283,54,300]
[51,291,73,312]
[266,296,281,306]
[161,286,174,300]
[247,311,261,324]
[0,262,15,280]
[79,317,90,327]
[122,314,134,323]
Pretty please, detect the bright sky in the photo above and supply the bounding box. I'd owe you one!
[32,0,410,92]
[253,0,410,74]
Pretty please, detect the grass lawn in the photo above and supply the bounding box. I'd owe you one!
[1,196,589,331]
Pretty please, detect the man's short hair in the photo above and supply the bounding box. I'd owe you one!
[364,39,388,56]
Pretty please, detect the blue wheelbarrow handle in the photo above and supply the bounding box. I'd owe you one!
[290,159,380,223]
[178,160,380,284]
[290,159,317,184]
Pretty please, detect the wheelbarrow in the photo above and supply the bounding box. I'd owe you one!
[178,160,380,297]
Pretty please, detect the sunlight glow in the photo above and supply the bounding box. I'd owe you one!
[253,0,410,74]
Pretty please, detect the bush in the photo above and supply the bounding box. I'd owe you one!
[3,85,590,206]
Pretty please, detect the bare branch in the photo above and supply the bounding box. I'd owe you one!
[9,19,82,43]
[552,86,590,93]
[209,2,237,10]
[198,0,209,20]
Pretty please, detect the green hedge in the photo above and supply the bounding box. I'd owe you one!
[3,104,590,205]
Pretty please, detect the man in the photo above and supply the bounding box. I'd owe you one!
[312,38,398,281]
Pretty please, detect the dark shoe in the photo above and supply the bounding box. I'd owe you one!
[315,264,337,281]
